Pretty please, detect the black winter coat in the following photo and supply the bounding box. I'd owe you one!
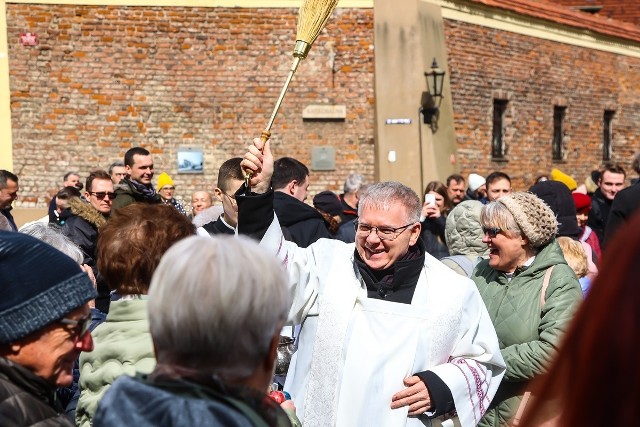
[605,182,640,246]
[420,216,449,260]
[202,216,235,235]
[61,199,110,313]
[273,192,332,248]
[0,357,74,427]
[587,188,612,243]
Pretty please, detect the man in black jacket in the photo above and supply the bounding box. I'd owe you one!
[0,232,96,426]
[271,157,332,248]
[588,163,626,243]
[605,156,640,245]
[63,170,114,313]
[0,170,19,231]
[203,158,244,235]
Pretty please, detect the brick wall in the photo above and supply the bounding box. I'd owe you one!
[445,19,640,190]
[8,5,375,208]
[7,4,639,207]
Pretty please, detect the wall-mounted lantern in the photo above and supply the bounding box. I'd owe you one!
[420,58,446,127]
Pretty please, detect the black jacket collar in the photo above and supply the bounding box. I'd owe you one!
[354,238,426,304]
[0,356,61,410]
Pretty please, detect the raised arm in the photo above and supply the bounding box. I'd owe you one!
[241,138,274,195]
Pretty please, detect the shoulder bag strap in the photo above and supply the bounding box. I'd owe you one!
[540,265,554,307]
[510,265,555,426]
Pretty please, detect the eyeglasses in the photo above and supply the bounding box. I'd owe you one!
[59,315,92,338]
[89,192,117,200]
[354,220,415,241]
[482,227,502,238]
[221,190,236,204]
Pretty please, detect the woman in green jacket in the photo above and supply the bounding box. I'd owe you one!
[471,192,582,427]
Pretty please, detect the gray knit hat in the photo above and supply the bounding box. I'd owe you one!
[0,231,97,344]
[497,192,558,248]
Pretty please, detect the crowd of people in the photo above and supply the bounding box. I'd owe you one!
[1,146,639,427]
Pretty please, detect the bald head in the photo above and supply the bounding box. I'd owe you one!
[191,191,213,215]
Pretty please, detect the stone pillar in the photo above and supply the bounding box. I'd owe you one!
[374,0,456,195]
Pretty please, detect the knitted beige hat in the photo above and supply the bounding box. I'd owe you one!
[497,192,558,248]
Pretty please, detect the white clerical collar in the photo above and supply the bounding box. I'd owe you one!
[220,215,236,231]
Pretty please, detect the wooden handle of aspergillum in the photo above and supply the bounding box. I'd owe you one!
[243,129,272,194]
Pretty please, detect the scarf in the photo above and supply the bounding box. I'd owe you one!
[354,238,425,304]
[129,179,157,199]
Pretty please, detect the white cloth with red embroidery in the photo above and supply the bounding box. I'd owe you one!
[260,217,505,427]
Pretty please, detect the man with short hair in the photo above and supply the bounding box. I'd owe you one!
[190,190,213,217]
[108,161,127,185]
[0,170,19,231]
[49,171,83,224]
[240,138,505,426]
[62,170,115,313]
[0,231,97,426]
[485,171,512,202]
[339,173,365,223]
[445,174,466,206]
[271,157,332,248]
[64,172,83,191]
[202,158,244,235]
[589,163,626,243]
[112,147,161,210]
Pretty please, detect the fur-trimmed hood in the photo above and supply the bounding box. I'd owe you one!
[192,205,223,228]
[68,197,108,228]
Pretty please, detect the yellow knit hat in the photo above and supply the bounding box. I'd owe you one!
[550,168,577,191]
[156,172,174,190]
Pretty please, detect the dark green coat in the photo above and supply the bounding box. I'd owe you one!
[472,240,582,427]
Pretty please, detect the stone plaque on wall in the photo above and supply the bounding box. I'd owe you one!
[311,146,336,171]
[303,105,346,121]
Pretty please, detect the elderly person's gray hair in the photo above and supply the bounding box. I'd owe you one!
[358,182,421,223]
[343,173,365,194]
[148,235,291,380]
[20,223,84,264]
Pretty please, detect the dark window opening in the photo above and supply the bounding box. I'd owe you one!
[552,106,566,161]
[492,99,508,158]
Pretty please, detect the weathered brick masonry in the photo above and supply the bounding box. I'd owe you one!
[445,19,640,190]
[7,4,639,207]
[8,5,375,207]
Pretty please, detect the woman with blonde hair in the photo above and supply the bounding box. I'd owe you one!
[472,192,582,427]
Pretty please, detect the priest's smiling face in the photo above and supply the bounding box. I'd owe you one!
[355,205,420,271]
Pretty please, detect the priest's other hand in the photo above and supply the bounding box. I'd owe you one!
[390,375,432,416]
